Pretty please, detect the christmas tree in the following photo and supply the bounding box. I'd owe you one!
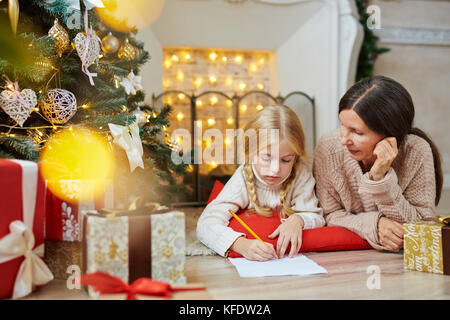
[0,0,186,205]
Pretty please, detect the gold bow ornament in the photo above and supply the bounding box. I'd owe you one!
[0,221,54,299]
[108,122,144,172]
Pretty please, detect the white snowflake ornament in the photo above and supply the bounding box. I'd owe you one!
[120,71,143,95]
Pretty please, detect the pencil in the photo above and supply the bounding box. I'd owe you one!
[228,209,279,258]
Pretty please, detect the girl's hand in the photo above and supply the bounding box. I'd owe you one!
[230,237,276,261]
[370,137,398,181]
[268,215,304,258]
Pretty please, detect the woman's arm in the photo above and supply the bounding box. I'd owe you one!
[313,149,384,250]
[358,140,436,223]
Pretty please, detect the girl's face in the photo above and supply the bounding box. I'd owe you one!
[252,139,297,186]
[339,109,385,165]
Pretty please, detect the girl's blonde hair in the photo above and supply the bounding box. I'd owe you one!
[242,105,307,218]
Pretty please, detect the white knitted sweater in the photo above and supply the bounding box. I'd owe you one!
[196,162,325,256]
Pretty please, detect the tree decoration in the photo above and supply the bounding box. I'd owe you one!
[48,19,70,58]
[120,71,143,95]
[117,38,138,61]
[101,32,120,55]
[0,76,36,127]
[7,0,19,35]
[40,89,77,124]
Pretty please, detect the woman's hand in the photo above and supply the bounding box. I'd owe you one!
[230,237,277,261]
[370,137,398,181]
[268,215,304,258]
[377,217,404,251]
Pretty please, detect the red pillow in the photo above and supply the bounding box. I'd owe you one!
[206,180,372,257]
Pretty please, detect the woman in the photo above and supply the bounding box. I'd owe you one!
[313,75,443,251]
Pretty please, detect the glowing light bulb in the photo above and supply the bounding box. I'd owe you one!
[209,75,217,84]
[256,82,264,90]
[249,63,258,73]
[178,93,185,100]
[164,59,172,69]
[176,70,184,82]
[227,117,234,125]
[221,56,228,63]
[234,54,243,64]
[226,100,233,107]
[210,96,218,105]
[176,112,185,121]
[193,77,203,88]
[171,54,179,62]
[239,82,247,91]
[196,99,203,107]
[209,51,218,61]
[207,118,216,126]
[256,104,264,111]
[240,104,248,112]
[225,76,233,87]
[163,78,171,88]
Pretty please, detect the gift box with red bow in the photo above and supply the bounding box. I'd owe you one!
[82,207,186,298]
[0,159,53,299]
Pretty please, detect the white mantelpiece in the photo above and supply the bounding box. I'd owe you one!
[137,0,363,141]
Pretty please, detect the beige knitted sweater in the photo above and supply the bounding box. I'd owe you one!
[313,129,437,250]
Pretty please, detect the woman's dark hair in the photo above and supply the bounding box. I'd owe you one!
[338,75,443,205]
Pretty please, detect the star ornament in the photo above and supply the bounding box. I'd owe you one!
[120,71,143,95]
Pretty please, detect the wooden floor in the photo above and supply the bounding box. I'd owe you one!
[20,249,450,300]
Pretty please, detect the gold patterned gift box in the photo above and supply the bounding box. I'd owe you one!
[404,217,450,275]
[82,209,186,293]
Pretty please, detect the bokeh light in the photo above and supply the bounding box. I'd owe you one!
[40,127,115,203]
[96,0,166,33]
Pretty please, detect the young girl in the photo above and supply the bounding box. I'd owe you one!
[196,105,324,261]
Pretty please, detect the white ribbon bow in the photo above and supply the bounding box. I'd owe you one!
[108,122,144,172]
[0,221,54,299]
[67,0,105,11]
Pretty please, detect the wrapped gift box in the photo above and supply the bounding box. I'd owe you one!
[45,179,114,242]
[44,180,114,279]
[82,208,186,296]
[0,159,53,299]
[404,218,450,275]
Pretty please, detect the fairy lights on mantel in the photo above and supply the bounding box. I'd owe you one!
[162,47,275,173]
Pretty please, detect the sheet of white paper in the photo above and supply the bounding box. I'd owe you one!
[228,254,328,278]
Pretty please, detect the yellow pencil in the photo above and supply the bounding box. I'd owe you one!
[229,209,279,258]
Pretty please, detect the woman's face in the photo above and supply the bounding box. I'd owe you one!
[339,109,385,164]
[252,139,296,186]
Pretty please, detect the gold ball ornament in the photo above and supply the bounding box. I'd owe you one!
[95,0,166,33]
[48,19,70,57]
[117,38,138,61]
[101,32,120,54]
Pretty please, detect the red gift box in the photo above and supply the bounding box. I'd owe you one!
[0,159,53,299]
[45,180,114,242]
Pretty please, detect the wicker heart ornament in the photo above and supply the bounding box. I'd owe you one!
[40,89,77,124]
[74,31,101,85]
[0,88,37,127]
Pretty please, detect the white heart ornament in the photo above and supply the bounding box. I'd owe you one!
[74,32,100,69]
[0,88,37,127]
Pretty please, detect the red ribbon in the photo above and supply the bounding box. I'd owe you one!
[80,272,205,300]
